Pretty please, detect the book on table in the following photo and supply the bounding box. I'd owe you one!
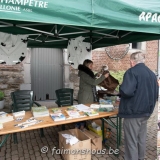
[12,111,25,118]
[0,111,7,117]
[66,106,77,111]
[50,113,66,121]
[83,108,99,116]
[32,106,49,117]
[65,110,81,118]
[0,111,14,123]
[52,108,62,113]
[0,115,14,123]
[65,106,87,118]
[90,104,114,112]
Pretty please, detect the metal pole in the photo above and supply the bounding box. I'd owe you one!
[157,40,160,160]
[158,40,160,94]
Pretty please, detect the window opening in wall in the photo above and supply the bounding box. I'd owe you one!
[31,48,63,101]
[132,43,138,49]
[131,42,141,50]
[46,94,49,100]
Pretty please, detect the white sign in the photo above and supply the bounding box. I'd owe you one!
[0,0,49,13]
[139,11,160,22]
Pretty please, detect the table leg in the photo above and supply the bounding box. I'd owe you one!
[119,117,122,146]
[61,124,65,131]
[13,133,18,144]
[40,128,44,137]
[101,118,105,143]
[0,134,10,148]
[102,116,120,157]
[116,116,119,150]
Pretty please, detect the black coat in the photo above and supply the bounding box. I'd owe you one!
[118,63,158,118]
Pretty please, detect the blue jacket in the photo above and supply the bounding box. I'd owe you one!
[118,63,158,118]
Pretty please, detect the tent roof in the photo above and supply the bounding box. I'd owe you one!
[0,0,160,49]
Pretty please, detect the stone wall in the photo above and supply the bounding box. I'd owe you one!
[0,64,24,109]
[69,68,79,99]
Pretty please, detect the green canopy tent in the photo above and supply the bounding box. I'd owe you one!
[0,0,160,49]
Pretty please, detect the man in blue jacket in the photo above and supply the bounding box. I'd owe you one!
[118,51,158,160]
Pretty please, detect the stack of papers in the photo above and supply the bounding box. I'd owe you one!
[100,104,114,108]
[13,111,25,118]
[15,117,42,128]
[90,104,114,108]
[0,111,14,123]
[74,104,90,111]
[32,106,49,117]
[90,104,114,112]
[0,123,3,129]
[0,111,7,117]
[99,104,114,112]
[62,134,79,145]
[0,115,14,123]
[99,98,112,105]
[50,113,66,121]
[90,104,100,108]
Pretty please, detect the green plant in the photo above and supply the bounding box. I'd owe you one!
[0,91,5,101]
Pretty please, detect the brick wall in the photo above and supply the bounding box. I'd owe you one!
[145,41,158,71]
[92,49,130,72]
[92,40,158,72]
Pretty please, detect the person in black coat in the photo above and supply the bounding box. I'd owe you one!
[118,51,158,160]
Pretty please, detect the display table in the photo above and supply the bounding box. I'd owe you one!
[0,104,122,151]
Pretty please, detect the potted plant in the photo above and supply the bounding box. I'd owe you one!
[0,91,5,109]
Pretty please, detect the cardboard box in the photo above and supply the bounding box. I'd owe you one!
[83,130,102,150]
[58,129,91,160]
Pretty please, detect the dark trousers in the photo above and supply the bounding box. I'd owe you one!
[123,117,149,160]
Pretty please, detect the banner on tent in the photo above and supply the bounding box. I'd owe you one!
[0,0,49,13]
[139,12,160,23]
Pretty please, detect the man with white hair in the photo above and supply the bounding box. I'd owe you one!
[118,51,158,160]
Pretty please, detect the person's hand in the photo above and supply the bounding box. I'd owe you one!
[104,72,109,78]
[96,73,101,77]
[158,79,160,86]
[95,72,101,77]
[95,72,101,78]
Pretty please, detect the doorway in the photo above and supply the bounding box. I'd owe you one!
[31,48,63,100]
